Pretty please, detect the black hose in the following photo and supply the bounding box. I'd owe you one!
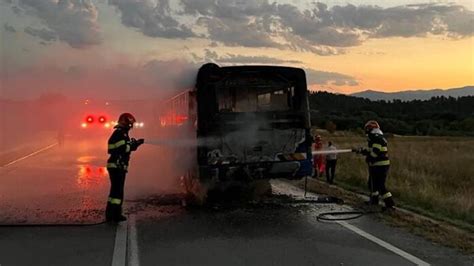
[317,210,381,221]
[317,211,364,221]
[0,221,108,227]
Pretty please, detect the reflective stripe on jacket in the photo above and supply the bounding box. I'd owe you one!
[107,127,131,170]
[366,133,390,167]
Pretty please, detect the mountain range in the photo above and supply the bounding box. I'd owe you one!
[350,86,474,101]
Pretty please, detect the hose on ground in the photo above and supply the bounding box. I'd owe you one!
[316,210,381,221]
[317,211,364,221]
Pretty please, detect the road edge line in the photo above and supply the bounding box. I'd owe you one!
[277,179,431,265]
[112,220,128,266]
[128,214,140,266]
[336,220,430,266]
[1,142,58,167]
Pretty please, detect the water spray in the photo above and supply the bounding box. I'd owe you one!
[146,138,356,156]
[144,139,197,148]
[311,149,353,156]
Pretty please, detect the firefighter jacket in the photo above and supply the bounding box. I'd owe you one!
[362,131,390,167]
[106,126,138,171]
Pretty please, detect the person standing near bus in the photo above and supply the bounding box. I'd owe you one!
[325,141,337,184]
[312,135,325,178]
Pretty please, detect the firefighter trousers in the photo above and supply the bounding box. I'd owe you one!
[368,165,394,207]
[105,168,127,220]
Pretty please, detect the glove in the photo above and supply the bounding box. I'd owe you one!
[130,138,144,151]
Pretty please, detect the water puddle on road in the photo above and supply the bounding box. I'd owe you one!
[76,164,108,189]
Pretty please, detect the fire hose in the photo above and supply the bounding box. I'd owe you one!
[305,148,380,221]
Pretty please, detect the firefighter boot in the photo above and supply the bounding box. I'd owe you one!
[114,205,127,222]
[382,197,395,211]
[105,202,114,222]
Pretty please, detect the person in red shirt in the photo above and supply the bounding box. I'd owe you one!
[312,135,325,178]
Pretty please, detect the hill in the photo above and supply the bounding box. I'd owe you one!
[351,86,474,101]
[309,91,474,136]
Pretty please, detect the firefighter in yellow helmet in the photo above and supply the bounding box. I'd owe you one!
[105,113,144,222]
[354,120,395,210]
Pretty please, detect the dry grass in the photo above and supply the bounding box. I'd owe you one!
[321,133,474,228]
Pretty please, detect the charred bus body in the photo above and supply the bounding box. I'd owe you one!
[159,63,312,202]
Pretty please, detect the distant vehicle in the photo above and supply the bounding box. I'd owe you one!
[78,100,146,130]
[80,114,112,129]
[158,63,312,202]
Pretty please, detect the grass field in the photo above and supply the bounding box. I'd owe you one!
[317,133,474,228]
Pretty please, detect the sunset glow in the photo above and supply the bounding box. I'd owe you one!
[1,0,473,99]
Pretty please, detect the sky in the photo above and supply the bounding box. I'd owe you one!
[0,0,473,99]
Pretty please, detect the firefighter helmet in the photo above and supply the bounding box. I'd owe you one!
[364,120,380,133]
[117,113,136,129]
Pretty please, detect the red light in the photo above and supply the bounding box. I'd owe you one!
[175,115,188,125]
[86,116,94,123]
[99,116,106,123]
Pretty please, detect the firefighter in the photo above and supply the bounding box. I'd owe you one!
[105,113,144,222]
[355,120,395,210]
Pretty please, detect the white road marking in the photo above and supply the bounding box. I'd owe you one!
[112,220,128,266]
[336,220,430,266]
[1,143,58,167]
[128,214,140,266]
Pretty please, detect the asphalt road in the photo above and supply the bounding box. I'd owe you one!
[0,135,472,266]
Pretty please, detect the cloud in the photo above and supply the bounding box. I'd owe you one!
[325,3,474,38]
[275,3,363,48]
[4,23,16,33]
[109,0,196,39]
[179,1,473,51]
[305,69,359,87]
[277,2,473,46]
[187,0,284,48]
[5,0,473,54]
[196,16,284,48]
[16,0,101,48]
[11,5,22,14]
[24,26,56,42]
[198,49,302,64]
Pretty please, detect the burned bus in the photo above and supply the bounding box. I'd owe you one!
[158,63,312,202]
